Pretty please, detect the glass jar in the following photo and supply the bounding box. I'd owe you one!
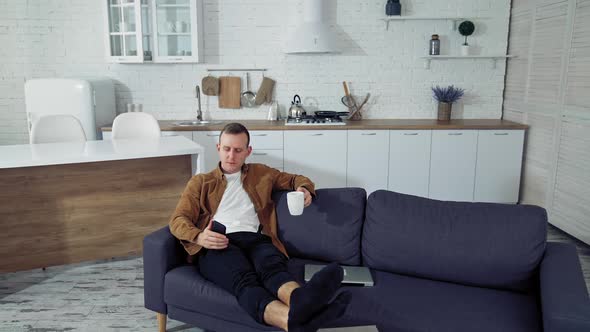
[430,34,440,55]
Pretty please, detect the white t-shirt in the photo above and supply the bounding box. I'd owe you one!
[213,171,260,234]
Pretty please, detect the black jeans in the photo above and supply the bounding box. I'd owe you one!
[197,232,295,324]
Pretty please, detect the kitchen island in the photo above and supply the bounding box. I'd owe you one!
[0,136,204,273]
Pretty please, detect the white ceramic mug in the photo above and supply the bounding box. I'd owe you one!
[287,191,305,216]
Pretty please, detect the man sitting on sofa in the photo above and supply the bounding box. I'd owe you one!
[169,122,351,332]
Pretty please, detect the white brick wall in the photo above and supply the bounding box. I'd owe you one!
[0,0,511,145]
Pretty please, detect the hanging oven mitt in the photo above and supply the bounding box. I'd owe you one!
[202,76,219,96]
[255,77,276,105]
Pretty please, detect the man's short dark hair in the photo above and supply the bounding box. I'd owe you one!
[220,122,250,146]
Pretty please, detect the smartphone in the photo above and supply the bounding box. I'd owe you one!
[211,220,226,235]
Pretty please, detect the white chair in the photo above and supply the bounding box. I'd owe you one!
[30,114,87,144]
[111,112,161,139]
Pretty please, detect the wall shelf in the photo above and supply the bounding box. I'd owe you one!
[420,55,516,69]
[380,17,469,30]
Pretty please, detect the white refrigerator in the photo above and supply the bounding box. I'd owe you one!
[24,78,117,141]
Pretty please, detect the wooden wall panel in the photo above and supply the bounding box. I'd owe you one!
[0,155,192,273]
[565,0,590,107]
[505,6,532,104]
[528,1,569,105]
[505,0,590,244]
[552,120,590,243]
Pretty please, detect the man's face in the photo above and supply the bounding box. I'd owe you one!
[217,132,252,174]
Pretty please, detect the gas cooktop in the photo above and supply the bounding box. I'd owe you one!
[285,116,346,126]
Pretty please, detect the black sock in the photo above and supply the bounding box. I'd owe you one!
[288,262,344,325]
[289,291,352,332]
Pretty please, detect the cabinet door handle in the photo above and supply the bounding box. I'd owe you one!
[206,134,220,137]
[310,133,324,136]
[361,133,377,136]
[448,133,463,136]
[252,134,268,136]
[403,133,419,136]
[252,153,268,156]
[171,57,183,61]
[494,133,509,136]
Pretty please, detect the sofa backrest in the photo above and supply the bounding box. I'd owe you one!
[274,188,366,266]
[363,190,548,292]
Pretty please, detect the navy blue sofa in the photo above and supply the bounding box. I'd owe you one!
[143,188,590,332]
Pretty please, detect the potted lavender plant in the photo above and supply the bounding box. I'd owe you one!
[432,85,464,121]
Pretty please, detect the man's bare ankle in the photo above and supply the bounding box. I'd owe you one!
[263,300,289,331]
[277,281,301,306]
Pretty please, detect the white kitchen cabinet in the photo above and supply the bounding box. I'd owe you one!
[151,0,203,63]
[104,0,147,63]
[389,130,432,198]
[249,131,283,170]
[193,130,283,173]
[347,130,389,195]
[161,130,193,140]
[429,130,478,201]
[104,0,203,63]
[249,150,284,171]
[474,130,525,203]
[284,130,347,189]
[192,131,220,172]
[101,129,192,140]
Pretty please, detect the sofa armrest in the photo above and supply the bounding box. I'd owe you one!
[143,226,185,314]
[539,242,590,332]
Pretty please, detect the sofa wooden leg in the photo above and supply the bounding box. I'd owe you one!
[157,313,167,332]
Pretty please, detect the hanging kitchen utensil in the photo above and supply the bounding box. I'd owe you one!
[255,76,276,105]
[202,75,219,96]
[241,72,256,108]
[219,76,241,109]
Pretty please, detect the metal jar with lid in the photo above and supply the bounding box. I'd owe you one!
[430,34,440,55]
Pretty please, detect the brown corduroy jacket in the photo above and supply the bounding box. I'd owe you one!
[169,162,316,257]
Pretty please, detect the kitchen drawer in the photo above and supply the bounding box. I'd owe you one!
[249,149,283,169]
[250,131,283,149]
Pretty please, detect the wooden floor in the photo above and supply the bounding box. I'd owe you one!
[0,225,588,332]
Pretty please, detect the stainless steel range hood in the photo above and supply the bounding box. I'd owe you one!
[285,0,340,54]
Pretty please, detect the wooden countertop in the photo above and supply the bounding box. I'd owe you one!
[102,119,528,132]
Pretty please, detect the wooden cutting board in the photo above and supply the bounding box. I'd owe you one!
[218,76,241,109]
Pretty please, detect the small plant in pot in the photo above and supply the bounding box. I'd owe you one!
[458,20,475,56]
[432,85,465,121]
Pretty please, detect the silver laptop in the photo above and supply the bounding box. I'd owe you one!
[304,264,374,287]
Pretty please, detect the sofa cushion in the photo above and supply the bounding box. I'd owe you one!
[274,188,366,265]
[344,269,541,332]
[363,190,547,292]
